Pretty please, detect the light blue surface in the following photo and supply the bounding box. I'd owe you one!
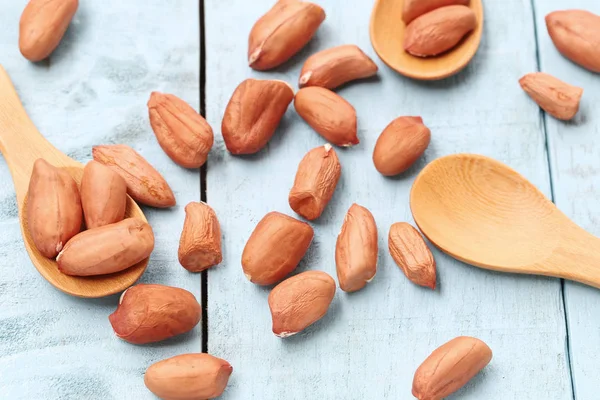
[533,2,600,399]
[0,1,201,399]
[1,0,599,399]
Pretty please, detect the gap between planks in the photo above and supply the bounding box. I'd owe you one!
[199,0,209,355]
[528,0,575,398]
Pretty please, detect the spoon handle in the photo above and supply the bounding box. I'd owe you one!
[0,65,65,201]
[547,224,600,288]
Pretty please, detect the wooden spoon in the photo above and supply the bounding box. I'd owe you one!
[0,65,149,298]
[369,0,484,80]
[410,154,600,288]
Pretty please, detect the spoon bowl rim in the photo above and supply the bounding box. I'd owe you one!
[369,0,484,81]
[409,153,561,270]
[20,164,149,299]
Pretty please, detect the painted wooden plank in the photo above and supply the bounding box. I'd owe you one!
[0,1,201,399]
[532,1,600,399]
[206,0,572,398]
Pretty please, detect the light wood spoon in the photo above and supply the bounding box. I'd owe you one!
[0,65,149,298]
[369,0,484,80]
[410,154,600,288]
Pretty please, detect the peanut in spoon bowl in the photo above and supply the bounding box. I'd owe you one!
[0,65,149,298]
[410,154,600,288]
[369,0,484,80]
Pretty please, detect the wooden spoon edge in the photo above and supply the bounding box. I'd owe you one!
[19,166,149,298]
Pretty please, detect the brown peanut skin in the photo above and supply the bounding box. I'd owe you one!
[148,92,214,168]
[80,160,127,229]
[109,284,201,345]
[546,10,600,73]
[388,222,436,289]
[404,5,476,57]
[412,336,492,400]
[402,0,470,24]
[178,202,222,272]
[335,204,378,292]
[57,218,154,276]
[242,212,313,285]
[26,159,82,259]
[294,87,359,147]
[289,144,341,220]
[268,271,336,337]
[222,79,294,155]
[145,353,232,400]
[92,144,176,208]
[373,116,431,176]
[519,72,583,121]
[248,0,326,70]
[19,0,79,62]
[298,45,378,90]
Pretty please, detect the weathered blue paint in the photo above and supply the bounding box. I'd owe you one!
[2,0,599,398]
[0,1,201,399]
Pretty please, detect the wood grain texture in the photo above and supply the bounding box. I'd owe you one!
[411,154,600,288]
[532,1,600,399]
[206,0,572,398]
[0,1,200,398]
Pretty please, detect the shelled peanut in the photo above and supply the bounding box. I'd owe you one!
[57,218,154,276]
[148,92,214,168]
[373,116,431,176]
[26,159,82,258]
[413,336,492,399]
[81,160,127,229]
[178,202,223,272]
[289,144,341,220]
[519,72,583,121]
[93,144,176,208]
[109,284,201,344]
[242,212,313,285]
[389,222,437,289]
[299,45,378,89]
[294,87,359,147]
[145,354,233,400]
[248,0,325,70]
[19,0,79,62]
[403,0,470,24]
[335,204,378,293]
[403,5,476,57]
[222,79,294,154]
[268,271,336,337]
[546,10,600,73]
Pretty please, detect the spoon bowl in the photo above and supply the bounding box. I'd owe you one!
[410,154,600,288]
[369,0,484,80]
[0,65,149,298]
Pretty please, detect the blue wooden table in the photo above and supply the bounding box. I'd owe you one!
[1,0,599,398]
